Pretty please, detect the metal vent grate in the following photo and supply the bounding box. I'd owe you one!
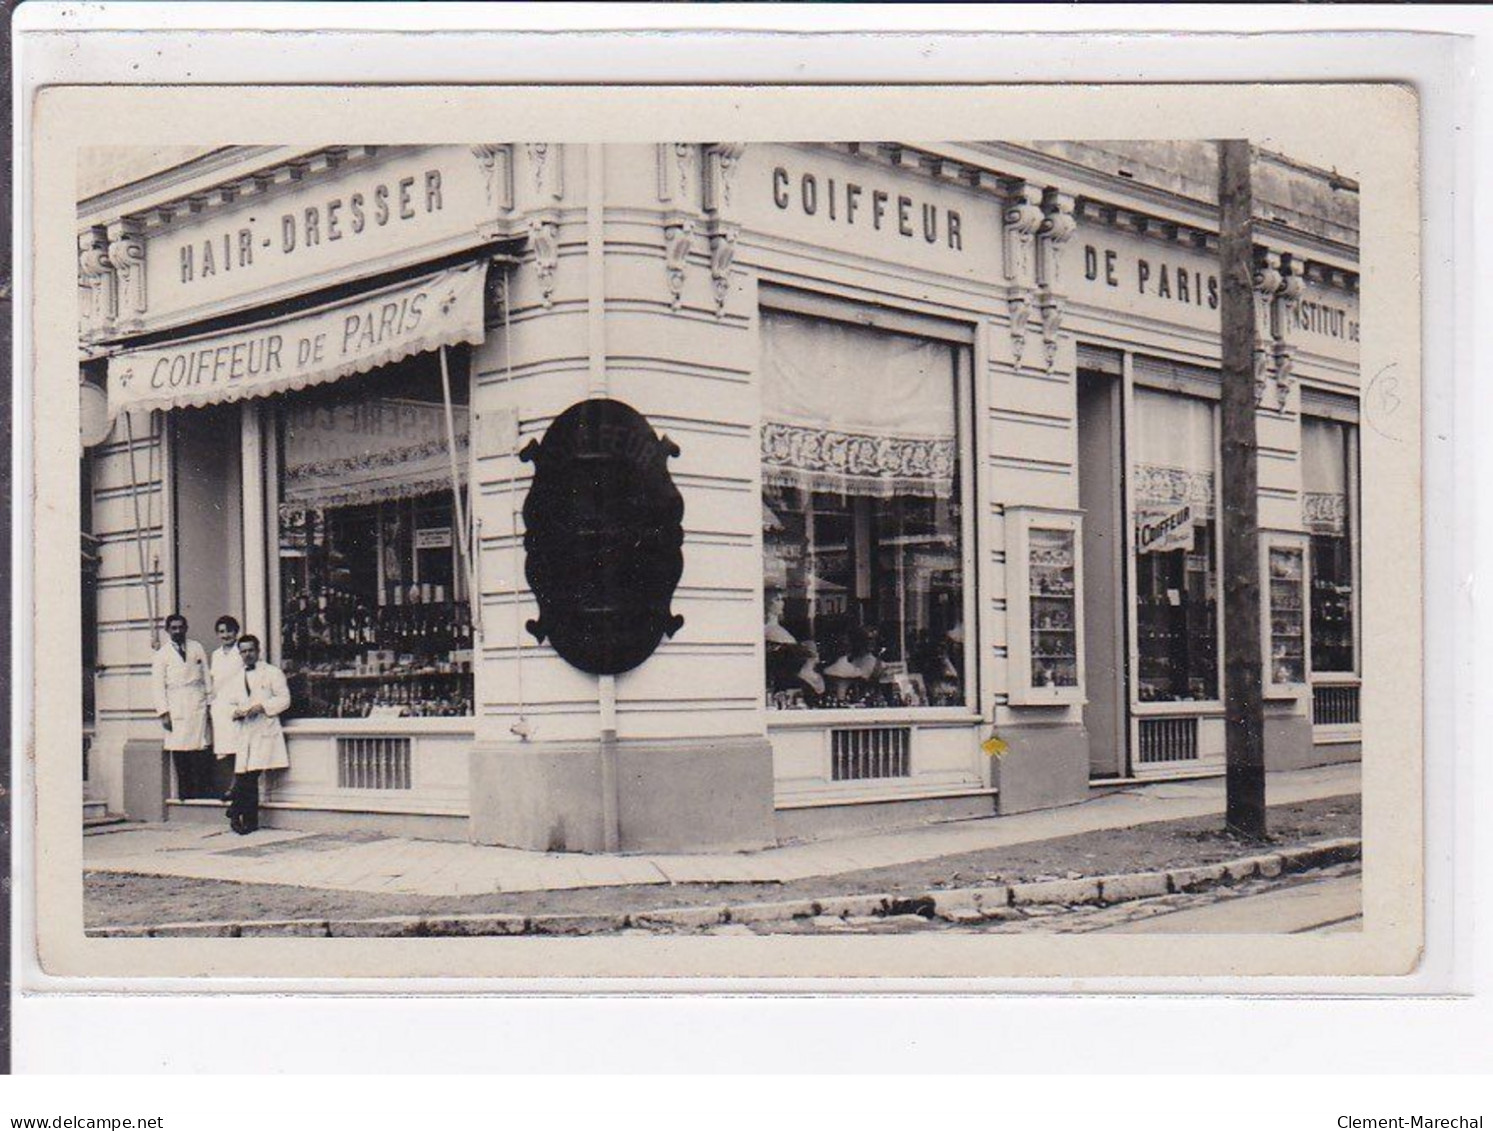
[831,727,911,782]
[1137,717,1199,764]
[1313,684,1360,727]
[337,736,412,790]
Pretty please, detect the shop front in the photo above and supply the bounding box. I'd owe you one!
[79,141,1359,852]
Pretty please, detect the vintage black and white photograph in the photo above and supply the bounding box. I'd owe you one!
[27,84,1421,979]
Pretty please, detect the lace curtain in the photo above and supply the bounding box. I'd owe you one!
[1132,387,1216,519]
[1301,416,1349,535]
[760,309,957,499]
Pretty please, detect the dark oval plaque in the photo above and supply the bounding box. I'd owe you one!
[520,398,685,675]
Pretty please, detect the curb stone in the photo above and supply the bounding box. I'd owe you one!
[85,837,1361,939]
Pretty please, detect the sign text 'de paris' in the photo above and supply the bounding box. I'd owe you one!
[1068,222,1358,363]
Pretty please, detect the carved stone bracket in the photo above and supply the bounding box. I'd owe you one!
[704,143,746,214]
[528,215,560,309]
[1007,290,1034,367]
[1270,254,1305,410]
[1039,294,1065,374]
[708,222,738,317]
[78,226,116,341]
[471,144,515,214]
[526,143,564,203]
[105,219,147,328]
[1035,189,1077,292]
[657,143,698,205]
[663,214,696,311]
[1002,183,1044,284]
[1252,247,1284,407]
[1002,182,1044,366]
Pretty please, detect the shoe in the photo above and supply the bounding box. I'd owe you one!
[221,792,234,803]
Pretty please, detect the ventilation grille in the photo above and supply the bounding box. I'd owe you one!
[1313,684,1360,727]
[337,736,412,790]
[1137,717,1199,764]
[831,727,911,782]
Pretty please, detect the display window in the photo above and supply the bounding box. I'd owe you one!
[272,352,474,719]
[759,308,969,712]
[1302,415,1357,674]
[1131,387,1220,703]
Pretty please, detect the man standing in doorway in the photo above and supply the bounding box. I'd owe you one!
[208,615,245,802]
[226,634,291,835]
[150,613,212,800]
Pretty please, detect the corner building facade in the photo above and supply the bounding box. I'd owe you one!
[78,142,1362,852]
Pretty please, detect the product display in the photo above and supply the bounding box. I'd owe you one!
[1310,534,1355,673]
[1135,520,1219,703]
[1028,528,1079,688]
[1268,545,1307,686]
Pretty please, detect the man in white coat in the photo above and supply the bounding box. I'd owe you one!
[150,613,212,800]
[207,614,245,802]
[224,634,291,835]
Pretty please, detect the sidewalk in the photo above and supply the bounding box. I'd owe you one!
[86,764,1359,898]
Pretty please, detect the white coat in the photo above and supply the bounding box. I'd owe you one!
[150,638,211,752]
[208,644,245,758]
[222,662,292,773]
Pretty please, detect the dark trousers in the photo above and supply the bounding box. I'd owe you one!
[210,755,237,799]
[171,749,214,800]
[227,771,262,833]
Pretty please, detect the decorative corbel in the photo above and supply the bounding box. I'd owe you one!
[703,143,746,214]
[78,226,116,340]
[663,215,696,311]
[105,219,146,328]
[708,222,738,317]
[1271,254,1305,411]
[1002,183,1044,366]
[1001,183,1044,284]
[526,143,563,202]
[471,144,515,214]
[1008,291,1034,367]
[528,215,560,309]
[1252,247,1284,407]
[1035,189,1077,292]
[1039,294,1065,374]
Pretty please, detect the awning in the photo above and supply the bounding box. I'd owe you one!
[105,261,487,418]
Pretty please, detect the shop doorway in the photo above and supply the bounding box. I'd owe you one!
[1077,369,1128,777]
[170,403,244,639]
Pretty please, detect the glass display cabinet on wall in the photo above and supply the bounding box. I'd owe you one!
[1262,533,1310,697]
[1005,508,1085,707]
[273,354,474,719]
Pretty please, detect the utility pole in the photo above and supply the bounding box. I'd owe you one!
[1217,140,1268,839]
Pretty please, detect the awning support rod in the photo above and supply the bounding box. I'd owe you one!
[438,345,479,636]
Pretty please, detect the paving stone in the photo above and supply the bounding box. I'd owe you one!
[727,899,818,924]
[89,925,153,938]
[946,908,987,925]
[1009,877,1101,906]
[239,920,330,937]
[705,924,756,937]
[814,894,891,918]
[1168,863,1229,891]
[810,915,850,929]
[1231,853,1285,879]
[326,916,425,938]
[1098,871,1172,903]
[421,914,528,937]
[1223,857,1260,882]
[631,906,727,930]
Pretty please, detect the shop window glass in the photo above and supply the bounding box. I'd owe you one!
[760,309,967,711]
[1302,416,1356,673]
[275,353,474,718]
[1132,388,1219,703]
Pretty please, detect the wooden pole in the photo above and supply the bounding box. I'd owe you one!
[1218,140,1268,839]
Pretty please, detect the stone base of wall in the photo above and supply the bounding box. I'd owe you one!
[991,722,1090,815]
[774,792,995,845]
[122,738,169,823]
[470,736,776,854]
[1264,714,1326,772]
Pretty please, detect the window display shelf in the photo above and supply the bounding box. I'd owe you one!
[1262,535,1310,696]
[1006,508,1085,706]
